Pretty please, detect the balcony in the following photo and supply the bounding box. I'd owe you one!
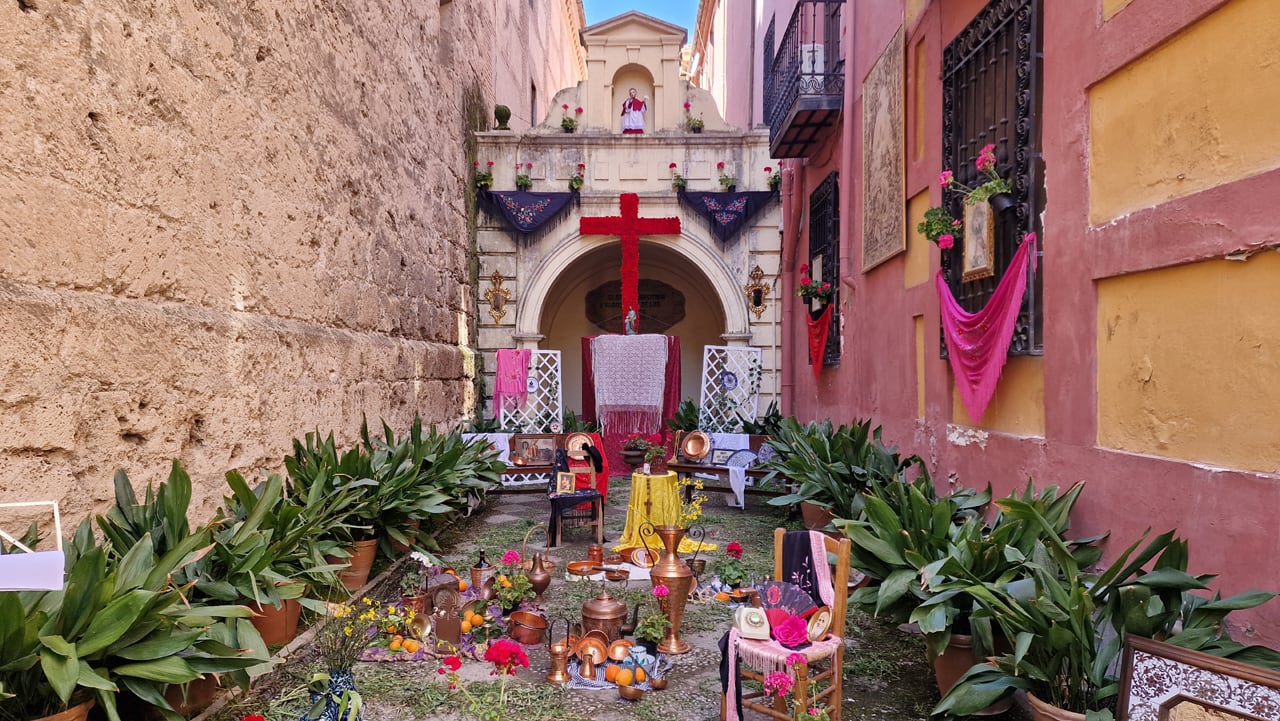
[764,0,846,159]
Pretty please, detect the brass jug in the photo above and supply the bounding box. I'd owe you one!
[581,587,628,642]
[545,618,573,684]
[528,552,552,603]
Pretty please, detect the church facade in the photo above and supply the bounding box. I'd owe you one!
[473,12,783,422]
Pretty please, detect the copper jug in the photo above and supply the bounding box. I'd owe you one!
[545,618,572,684]
[528,552,552,603]
[587,544,604,565]
[581,587,628,642]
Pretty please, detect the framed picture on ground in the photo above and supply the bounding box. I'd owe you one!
[512,434,556,466]
[554,472,576,495]
[1117,635,1280,721]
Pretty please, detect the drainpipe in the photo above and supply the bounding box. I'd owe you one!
[779,158,806,417]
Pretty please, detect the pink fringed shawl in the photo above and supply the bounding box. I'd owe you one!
[937,233,1038,425]
[493,348,531,419]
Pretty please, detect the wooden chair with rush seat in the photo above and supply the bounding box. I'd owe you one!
[721,528,850,721]
[546,449,604,547]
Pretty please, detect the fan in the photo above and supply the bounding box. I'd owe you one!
[755,581,817,618]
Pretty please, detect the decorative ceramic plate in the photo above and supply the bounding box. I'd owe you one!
[807,605,833,642]
[720,370,739,391]
[680,431,711,461]
[526,376,539,393]
[755,444,776,465]
[565,432,592,454]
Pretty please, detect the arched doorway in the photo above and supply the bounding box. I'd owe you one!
[536,241,728,415]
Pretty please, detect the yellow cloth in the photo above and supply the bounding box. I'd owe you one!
[613,471,718,555]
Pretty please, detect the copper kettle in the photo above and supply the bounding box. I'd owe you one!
[619,604,641,637]
[581,587,628,642]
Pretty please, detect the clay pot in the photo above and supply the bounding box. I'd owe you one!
[508,610,548,645]
[621,449,646,469]
[1027,693,1086,721]
[930,633,1013,715]
[392,519,421,554]
[250,597,301,646]
[335,538,379,591]
[402,594,428,617]
[161,675,220,717]
[989,192,1017,214]
[800,501,835,530]
[36,700,95,721]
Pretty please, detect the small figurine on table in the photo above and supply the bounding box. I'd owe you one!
[624,308,638,335]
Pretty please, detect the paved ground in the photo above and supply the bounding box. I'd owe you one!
[205,478,1030,721]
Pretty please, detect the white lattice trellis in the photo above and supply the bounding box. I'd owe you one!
[698,346,763,433]
[499,350,563,433]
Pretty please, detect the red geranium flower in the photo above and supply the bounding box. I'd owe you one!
[242,716,267,721]
[669,162,678,169]
[726,542,743,559]
[562,103,569,110]
[575,106,583,113]
[484,638,530,676]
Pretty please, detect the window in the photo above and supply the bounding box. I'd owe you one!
[941,0,1044,355]
[530,82,538,130]
[808,171,840,367]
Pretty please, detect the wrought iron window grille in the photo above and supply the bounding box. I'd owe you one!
[808,171,841,367]
[941,0,1044,357]
[764,0,846,158]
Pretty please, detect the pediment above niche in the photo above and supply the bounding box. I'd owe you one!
[580,10,687,45]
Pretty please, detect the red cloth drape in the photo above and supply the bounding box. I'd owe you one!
[805,305,832,382]
[937,233,1037,424]
[581,335,680,476]
[568,431,610,502]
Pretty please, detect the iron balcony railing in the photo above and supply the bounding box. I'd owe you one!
[764,0,846,156]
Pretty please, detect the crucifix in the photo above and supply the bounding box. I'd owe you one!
[579,193,681,334]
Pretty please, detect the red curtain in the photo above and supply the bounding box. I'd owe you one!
[581,335,680,477]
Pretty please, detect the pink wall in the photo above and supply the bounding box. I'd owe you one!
[774,0,1280,645]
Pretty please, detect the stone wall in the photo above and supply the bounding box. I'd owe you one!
[0,0,582,520]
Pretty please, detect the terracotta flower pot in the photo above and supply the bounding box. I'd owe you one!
[800,501,835,530]
[930,633,1013,715]
[36,700,95,721]
[251,597,301,646]
[1027,692,1087,721]
[337,538,379,591]
[161,674,220,717]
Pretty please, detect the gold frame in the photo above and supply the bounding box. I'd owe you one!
[743,265,770,320]
[961,201,996,282]
[555,472,576,495]
[483,270,512,324]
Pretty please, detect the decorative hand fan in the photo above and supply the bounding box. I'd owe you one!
[754,581,817,618]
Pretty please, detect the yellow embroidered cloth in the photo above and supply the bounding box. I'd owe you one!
[613,471,718,555]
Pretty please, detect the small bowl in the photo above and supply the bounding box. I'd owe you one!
[607,639,633,662]
[649,676,668,690]
[618,685,644,702]
[604,568,630,582]
[604,554,625,566]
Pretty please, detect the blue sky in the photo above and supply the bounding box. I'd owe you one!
[583,1,697,40]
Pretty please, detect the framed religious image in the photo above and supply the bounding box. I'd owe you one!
[962,201,996,281]
[710,449,735,466]
[554,472,576,495]
[1117,636,1280,721]
[512,434,556,466]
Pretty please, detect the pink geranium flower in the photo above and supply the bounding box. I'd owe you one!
[653,584,669,597]
[764,670,793,698]
[799,263,809,274]
[501,550,521,566]
[683,101,691,109]
[939,170,953,187]
[801,276,812,286]
[562,103,569,110]
[938,234,955,250]
[575,106,583,113]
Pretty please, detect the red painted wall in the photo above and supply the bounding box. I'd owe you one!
[777,0,1280,645]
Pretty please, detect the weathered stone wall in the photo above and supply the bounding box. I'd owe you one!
[0,0,582,521]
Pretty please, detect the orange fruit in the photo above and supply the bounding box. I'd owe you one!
[389,637,403,651]
[604,665,620,683]
[635,668,646,683]
[715,591,730,603]
[444,568,458,576]
[615,668,634,687]
[471,613,486,627]
[460,620,472,634]
[458,579,468,592]
[402,639,421,654]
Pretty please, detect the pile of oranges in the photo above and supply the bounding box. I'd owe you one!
[602,664,646,686]
[387,635,422,654]
[459,609,488,635]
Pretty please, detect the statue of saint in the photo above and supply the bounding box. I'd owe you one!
[621,88,647,134]
[624,308,638,335]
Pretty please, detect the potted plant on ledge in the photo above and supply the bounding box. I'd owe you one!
[560,103,581,133]
[515,163,533,191]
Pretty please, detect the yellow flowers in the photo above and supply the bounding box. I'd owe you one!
[343,625,353,637]
[677,476,708,528]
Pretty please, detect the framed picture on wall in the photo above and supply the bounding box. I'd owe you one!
[1117,635,1280,721]
[962,201,996,282]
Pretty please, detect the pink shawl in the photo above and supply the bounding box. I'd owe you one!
[493,348,531,419]
[936,233,1037,424]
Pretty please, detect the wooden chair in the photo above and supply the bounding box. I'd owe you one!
[547,453,604,547]
[722,528,850,721]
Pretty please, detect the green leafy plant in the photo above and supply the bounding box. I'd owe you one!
[718,542,747,586]
[763,418,924,520]
[561,409,600,433]
[568,162,585,192]
[474,160,494,190]
[738,400,783,436]
[664,400,701,432]
[917,206,961,249]
[764,166,781,191]
[559,103,581,131]
[515,162,533,191]
[940,143,1011,204]
[669,162,687,191]
[716,161,736,189]
[633,604,671,647]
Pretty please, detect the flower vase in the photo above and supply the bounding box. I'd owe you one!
[621,449,646,470]
[648,526,693,654]
[303,669,363,721]
[988,192,1017,214]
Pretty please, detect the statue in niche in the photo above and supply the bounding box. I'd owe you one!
[621,88,648,134]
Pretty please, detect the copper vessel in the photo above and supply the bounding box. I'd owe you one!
[581,587,628,642]
[527,552,552,603]
[648,525,693,654]
[587,544,604,564]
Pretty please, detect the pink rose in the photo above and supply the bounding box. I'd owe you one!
[773,614,809,648]
[939,170,953,187]
[938,234,955,250]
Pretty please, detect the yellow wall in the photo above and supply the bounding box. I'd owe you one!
[906,0,928,28]
[1097,253,1280,473]
[1102,0,1137,21]
[904,190,931,288]
[1089,0,1280,224]
[952,356,1045,436]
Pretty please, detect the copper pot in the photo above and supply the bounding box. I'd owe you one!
[508,610,547,646]
[587,544,604,564]
[581,588,628,642]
